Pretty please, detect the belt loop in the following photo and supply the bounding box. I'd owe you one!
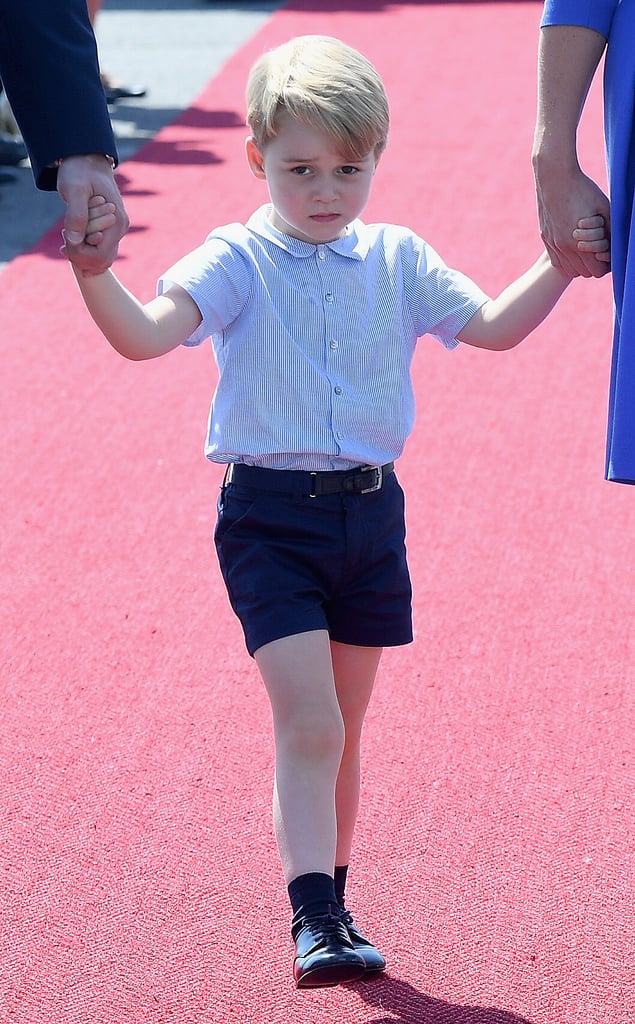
[309,472,318,499]
[218,462,232,512]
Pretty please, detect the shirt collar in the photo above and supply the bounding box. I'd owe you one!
[246,204,369,261]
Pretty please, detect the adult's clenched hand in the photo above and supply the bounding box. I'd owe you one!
[534,159,611,279]
[58,153,129,276]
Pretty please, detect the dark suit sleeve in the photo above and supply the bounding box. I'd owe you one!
[0,0,118,190]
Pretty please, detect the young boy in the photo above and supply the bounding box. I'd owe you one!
[72,35,608,990]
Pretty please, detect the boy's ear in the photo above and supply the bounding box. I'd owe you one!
[245,136,266,179]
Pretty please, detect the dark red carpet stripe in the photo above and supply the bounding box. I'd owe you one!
[1,3,632,1023]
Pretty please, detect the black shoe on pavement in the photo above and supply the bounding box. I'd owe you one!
[340,908,387,973]
[293,910,366,988]
[105,84,147,104]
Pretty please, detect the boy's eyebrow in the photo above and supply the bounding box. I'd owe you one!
[280,154,366,164]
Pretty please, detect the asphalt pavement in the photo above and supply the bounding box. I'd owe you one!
[0,0,281,272]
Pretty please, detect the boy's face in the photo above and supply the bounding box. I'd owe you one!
[246,111,379,244]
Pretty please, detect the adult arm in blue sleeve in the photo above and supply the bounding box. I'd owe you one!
[0,0,128,274]
[0,0,117,188]
[531,7,612,278]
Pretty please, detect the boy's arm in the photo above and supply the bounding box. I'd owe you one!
[457,251,569,351]
[457,211,608,351]
[73,268,203,361]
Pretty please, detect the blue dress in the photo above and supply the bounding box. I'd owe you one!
[543,0,635,483]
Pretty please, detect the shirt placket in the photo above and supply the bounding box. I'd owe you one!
[315,245,346,455]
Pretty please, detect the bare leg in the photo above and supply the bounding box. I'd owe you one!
[257,632,384,983]
[255,630,344,883]
[331,641,383,867]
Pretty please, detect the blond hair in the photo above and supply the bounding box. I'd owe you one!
[246,35,389,160]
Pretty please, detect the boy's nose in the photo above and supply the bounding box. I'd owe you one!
[314,179,337,201]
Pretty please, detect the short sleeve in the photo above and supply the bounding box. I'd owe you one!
[541,0,617,37]
[158,237,253,347]
[402,234,489,348]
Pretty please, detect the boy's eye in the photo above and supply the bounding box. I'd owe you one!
[291,165,312,176]
[340,165,359,175]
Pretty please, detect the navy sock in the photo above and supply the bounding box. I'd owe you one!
[334,864,348,907]
[288,871,338,932]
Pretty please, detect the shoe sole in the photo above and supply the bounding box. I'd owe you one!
[296,960,365,989]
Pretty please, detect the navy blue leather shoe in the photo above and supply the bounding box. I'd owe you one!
[293,911,366,988]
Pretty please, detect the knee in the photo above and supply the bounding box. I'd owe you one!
[276,706,345,766]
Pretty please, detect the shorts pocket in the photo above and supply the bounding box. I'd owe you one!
[214,488,258,548]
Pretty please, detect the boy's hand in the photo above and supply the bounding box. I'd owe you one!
[573,215,611,270]
[85,194,117,245]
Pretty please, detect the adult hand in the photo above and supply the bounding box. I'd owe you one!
[58,154,129,276]
[534,161,611,279]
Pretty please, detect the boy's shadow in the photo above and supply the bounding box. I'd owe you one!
[351,974,535,1024]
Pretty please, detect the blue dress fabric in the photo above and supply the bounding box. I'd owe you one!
[542,0,635,483]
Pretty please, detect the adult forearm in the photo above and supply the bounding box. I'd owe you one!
[532,23,610,278]
[532,24,607,172]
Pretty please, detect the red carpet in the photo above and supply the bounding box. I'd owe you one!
[1,3,632,1023]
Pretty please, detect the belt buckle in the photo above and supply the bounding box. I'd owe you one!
[359,465,382,494]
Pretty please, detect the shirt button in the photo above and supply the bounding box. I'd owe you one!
[334,386,342,395]
[325,292,333,302]
[330,339,338,349]
[317,247,326,260]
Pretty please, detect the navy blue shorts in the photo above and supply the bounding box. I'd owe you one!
[214,467,413,657]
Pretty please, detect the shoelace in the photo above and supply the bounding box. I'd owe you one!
[339,908,354,928]
[338,907,372,946]
[297,907,350,945]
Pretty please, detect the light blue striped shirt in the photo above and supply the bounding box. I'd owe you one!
[158,204,489,471]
